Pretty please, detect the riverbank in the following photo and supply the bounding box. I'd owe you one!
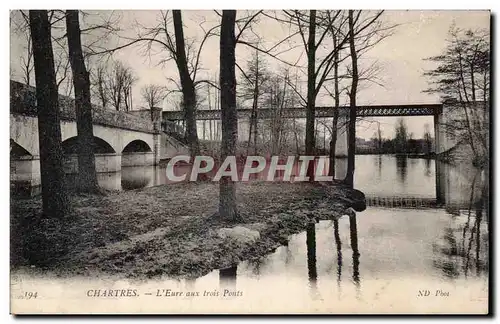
[11,182,357,279]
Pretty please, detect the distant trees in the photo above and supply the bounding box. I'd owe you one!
[141,84,168,109]
[394,118,409,154]
[10,12,34,86]
[91,60,137,111]
[370,122,383,154]
[107,61,137,111]
[11,11,70,93]
[239,51,270,155]
[423,123,432,154]
[91,10,220,155]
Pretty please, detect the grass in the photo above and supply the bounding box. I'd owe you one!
[11,181,353,279]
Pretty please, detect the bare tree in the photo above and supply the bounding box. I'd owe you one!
[304,10,318,178]
[122,68,137,111]
[88,11,220,155]
[423,123,432,154]
[12,10,121,92]
[29,10,69,219]
[424,25,489,160]
[218,10,240,222]
[103,60,137,111]
[21,34,34,86]
[91,62,109,107]
[11,11,34,86]
[344,10,358,186]
[324,24,343,177]
[171,10,200,155]
[66,10,98,192]
[239,50,271,155]
[376,122,383,154]
[141,84,167,109]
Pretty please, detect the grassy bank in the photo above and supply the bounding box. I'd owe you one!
[11,182,355,279]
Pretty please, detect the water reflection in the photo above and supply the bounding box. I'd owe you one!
[395,156,408,185]
[121,166,154,190]
[376,155,382,180]
[349,215,360,293]
[63,155,482,209]
[219,265,237,289]
[306,223,318,299]
[432,171,489,280]
[185,156,489,306]
[333,220,342,288]
[424,158,432,178]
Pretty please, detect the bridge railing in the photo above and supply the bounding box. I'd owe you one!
[10,80,157,134]
[161,120,188,144]
[365,196,442,209]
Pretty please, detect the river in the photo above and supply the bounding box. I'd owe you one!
[71,154,490,312]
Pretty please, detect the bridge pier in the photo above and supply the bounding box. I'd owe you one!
[63,153,122,174]
[121,152,155,167]
[10,155,41,196]
[335,115,348,157]
[433,112,442,154]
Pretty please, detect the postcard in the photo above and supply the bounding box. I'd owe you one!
[10,9,490,314]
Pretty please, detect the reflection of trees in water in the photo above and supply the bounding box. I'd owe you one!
[306,223,319,299]
[333,220,342,286]
[424,158,432,178]
[330,215,361,298]
[121,168,154,190]
[219,265,237,288]
[432,227,460,279]
[349,215,361,296]
[121,177,150,190]
[465,189,486,277]
[433,170,489,279]
[375,155,382,180]
[185,277,196,291]
[396,156,408,185]
[333,219,343,300]
[246,256,263,277]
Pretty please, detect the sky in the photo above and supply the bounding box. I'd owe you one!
[9,10,490,140]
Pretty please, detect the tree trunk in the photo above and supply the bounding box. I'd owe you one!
[29,10,70,219]
[305,10,317,180]
[173,10,200,156]
[328,34,340,179]
[345,10,358,187]
[470,63,476,101]
[218,10,240,222]
[66,10,98,193]
[247,67,259,155]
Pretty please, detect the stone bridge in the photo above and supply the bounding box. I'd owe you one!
[10,80,188,192]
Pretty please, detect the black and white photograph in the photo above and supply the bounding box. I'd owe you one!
[8,8,490,314]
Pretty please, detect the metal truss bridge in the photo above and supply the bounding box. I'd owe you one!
[162,104,443,121]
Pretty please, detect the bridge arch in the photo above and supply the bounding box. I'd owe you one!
[121,139,154,167]
[61,136,120,174]
[122,139,152,153]
[61,136,116,154]
[10,139,32,157]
